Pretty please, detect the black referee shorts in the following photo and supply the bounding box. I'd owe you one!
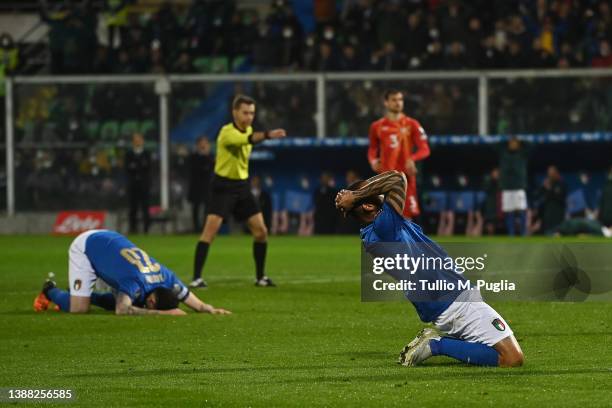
[206,175,261,221]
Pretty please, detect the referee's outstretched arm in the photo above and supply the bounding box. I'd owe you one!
[190,95,286,289]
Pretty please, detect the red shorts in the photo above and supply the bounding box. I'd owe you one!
[403,175,420,219]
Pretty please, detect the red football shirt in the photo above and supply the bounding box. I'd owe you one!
[367,114,430,173]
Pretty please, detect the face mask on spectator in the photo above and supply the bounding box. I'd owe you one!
[580,173,589,185]
[283,28,293,39]
[324,29,334,40]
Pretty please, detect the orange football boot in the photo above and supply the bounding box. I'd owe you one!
[33,292,50,312]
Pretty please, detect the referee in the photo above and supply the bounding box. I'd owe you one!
[190,95,286,288]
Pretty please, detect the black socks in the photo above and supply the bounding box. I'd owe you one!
[193,241,210,280]
[253,241,267,280]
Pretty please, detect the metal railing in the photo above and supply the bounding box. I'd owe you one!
[4,68,612,216]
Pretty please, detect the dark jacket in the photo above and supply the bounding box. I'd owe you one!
[498,144,530,190]
[125,149,151,187]
[537,179,566,233]
[188,152,214,203]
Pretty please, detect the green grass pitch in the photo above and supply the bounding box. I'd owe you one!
[1,235,611,407]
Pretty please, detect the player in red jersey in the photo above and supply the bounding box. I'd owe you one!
[367,89,431,218]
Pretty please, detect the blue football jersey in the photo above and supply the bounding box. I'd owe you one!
[84,231,189,305]
[361,202,465,322]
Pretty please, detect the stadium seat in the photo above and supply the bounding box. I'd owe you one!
[284,190,313,214]
[193,56,229,73]
[449,191,476,214]
[86,121,100,140]
[99,120,119,141]
[422,191,448,213]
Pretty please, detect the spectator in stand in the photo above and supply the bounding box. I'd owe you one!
[505,41,528,69]
[535,165,566,235]
[592,39,612,67]
[172,51,195,74]
[150,1,180,62]
[402,11,429,69]
[498,137,530,236]
[439,0,467,44]
[445,41,469,70]
[32,0,612,74]
[481,168,500,236]
[313,171,338,234]
[315,41,339,71]
[40,0,98,74]
[125,132,152,234]
[338,43,363,71]
[188,137,214,233]
[370,42,405,71]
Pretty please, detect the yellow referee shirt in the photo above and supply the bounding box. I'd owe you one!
[214,123,253,180]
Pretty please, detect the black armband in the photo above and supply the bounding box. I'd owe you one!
[248,131,269,145]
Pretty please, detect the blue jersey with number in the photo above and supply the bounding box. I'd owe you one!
[361,203,465,322]
[84,230,189,304]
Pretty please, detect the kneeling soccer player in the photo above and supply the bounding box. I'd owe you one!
[335,171,524,367]
[34,230,231,316]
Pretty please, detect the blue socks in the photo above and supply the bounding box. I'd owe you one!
[430,337,499,366]
[47,287,70,312]
[518,211,527,236]
[47,288,116,312]
[505,211,528,236]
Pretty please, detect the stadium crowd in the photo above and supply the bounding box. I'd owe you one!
[14,0,611,75]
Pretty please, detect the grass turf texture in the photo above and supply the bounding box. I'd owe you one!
[0,235,611,407]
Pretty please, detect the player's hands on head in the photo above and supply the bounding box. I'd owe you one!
[335,189,355,216]
[268,129,287,139]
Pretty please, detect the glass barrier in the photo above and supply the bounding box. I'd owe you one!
[325,78,479,137]
[488,75,612,134]
[5,71,612,214]
[12,82,160,211]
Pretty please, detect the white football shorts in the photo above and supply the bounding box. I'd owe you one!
[68,229,104,297]
[434,291,514,347]
[501,189,527,212]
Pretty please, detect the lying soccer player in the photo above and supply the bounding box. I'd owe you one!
[34,230,230,316]
[335,171,524,367]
